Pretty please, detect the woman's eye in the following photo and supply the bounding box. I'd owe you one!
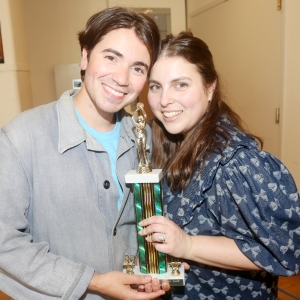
[149,84,161,92]
[176,82,188,89]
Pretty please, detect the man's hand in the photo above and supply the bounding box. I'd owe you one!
[139,277,170,294]
[88,271,167,300]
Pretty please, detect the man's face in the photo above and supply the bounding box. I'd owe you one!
[80,28,150,116]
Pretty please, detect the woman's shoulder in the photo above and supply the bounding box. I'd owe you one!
[214,147,299,209]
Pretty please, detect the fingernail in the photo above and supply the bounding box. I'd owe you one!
[145,275,152,281]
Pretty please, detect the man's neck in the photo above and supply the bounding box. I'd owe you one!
[73,92,116,133]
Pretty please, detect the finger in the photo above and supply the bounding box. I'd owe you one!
[161,280,171,292]
[144,282,153,293]
[139,216,165,226]
[130,290,166,300]
[131,289,166,299]
[182,262,190,270]
[151,278,160,292]
[137,285,145,292]
[145,232,166,244]
[126,274,152,285]
[139,224,165,237]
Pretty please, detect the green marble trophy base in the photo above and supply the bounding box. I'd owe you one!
[124,169,185,286]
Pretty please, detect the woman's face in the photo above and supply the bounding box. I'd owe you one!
[148,56,214,136]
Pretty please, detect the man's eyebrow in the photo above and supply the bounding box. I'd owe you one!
[102,48,149,71]
[134,61,149,71]
[102,48,123,57]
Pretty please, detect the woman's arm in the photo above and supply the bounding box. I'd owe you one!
[139,216,261,271]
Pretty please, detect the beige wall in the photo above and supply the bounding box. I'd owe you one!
[21,0,108,108]
[108,0,186,35]
[0,0,185,123]
[0,0,32,127]
[281,0,300,188]
[186,0,300,189]
[0,0,298,187]
[0,0,185,127]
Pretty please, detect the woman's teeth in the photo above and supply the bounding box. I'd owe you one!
[163,111,182,118]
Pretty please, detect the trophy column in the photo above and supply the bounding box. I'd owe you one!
[124,103,184,286]
[125,169,167,274]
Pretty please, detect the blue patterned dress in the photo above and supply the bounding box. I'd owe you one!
[163,119,300,300]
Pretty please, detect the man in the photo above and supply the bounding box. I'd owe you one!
[0,7,166,300]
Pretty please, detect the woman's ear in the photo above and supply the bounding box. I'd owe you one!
[208,80,217,101]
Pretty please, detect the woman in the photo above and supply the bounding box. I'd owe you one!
[139,32,300,299]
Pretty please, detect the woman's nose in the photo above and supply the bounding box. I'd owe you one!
[160,90,174,106]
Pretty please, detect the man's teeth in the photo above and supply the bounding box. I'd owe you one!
[106,85,124,96]
[163,111,182,118]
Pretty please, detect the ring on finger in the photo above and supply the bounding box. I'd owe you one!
[158,232,166,243]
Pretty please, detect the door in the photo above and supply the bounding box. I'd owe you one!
[188,0,282,157]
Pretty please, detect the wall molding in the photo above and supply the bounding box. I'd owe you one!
[189,0,228,18]
[0,63,30,72]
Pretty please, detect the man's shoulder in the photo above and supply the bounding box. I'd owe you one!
[2,101,58,134]
[2,90,74,135]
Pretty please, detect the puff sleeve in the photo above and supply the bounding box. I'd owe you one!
[210,148,300,276]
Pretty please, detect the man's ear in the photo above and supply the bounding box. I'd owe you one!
[80,47,88,71]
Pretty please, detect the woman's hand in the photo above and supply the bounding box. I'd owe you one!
[139,216,261,271]
[138,216,192,260]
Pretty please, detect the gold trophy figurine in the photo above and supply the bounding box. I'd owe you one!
[124,102,185,286]
[131,103,152,174]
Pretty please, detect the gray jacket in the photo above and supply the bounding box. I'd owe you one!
[0,90,151,299]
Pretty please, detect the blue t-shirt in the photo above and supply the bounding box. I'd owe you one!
[74,109,123,211]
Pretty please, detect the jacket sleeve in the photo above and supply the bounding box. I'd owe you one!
[0,129,94,299]
[211,148,300,276]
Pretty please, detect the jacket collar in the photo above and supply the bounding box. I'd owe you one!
[56,90,136,154]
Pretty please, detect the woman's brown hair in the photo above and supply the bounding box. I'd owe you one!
[151,32,262,192]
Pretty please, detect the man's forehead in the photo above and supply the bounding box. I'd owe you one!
[96,29,150,66]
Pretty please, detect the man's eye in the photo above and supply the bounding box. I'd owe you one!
[133,67,145,74]
[105,55,116,62]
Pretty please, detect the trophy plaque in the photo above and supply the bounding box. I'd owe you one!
[124,103,185,286]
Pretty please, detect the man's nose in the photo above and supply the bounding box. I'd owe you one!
[112,65,129,86]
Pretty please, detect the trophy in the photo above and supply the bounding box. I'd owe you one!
[124,103,185,286]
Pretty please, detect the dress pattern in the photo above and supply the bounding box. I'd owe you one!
[163,119,300,299]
